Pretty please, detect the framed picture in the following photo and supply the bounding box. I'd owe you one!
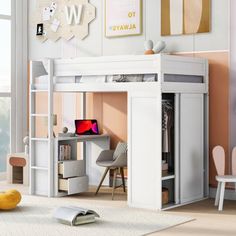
[105,0,142,38]
[161,0,210,36]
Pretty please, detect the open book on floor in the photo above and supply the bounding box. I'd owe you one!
[53,206,100,226]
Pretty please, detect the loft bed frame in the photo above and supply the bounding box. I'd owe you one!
[31,54,208,93]
[29,54,209,210]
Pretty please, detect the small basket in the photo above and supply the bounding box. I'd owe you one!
[162,187,169,205]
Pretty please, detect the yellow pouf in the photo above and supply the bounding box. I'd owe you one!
[0,189,21,210]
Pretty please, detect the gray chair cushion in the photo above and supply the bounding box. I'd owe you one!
[96,150,114,165]
[113,142,127,161]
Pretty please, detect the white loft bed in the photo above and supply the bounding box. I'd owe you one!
[31,54,208,93]
[29,54,209,210]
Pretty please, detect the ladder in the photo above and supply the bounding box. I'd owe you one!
[29,59,54,197]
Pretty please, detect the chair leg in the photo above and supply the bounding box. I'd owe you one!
[215,181,221,206]
[95,167,110,195]
[218,182,226,211]
[120,167,126,192]
[112,168,118,200]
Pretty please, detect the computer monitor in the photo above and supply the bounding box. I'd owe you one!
[75,119,99,135]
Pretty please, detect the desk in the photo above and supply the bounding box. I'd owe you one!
[54,134,110,196]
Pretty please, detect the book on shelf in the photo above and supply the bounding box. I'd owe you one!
[59,144,71,161]
[53,206,100,226]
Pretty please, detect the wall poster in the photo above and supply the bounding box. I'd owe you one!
[161,0,210,36]
[105,0,142,37]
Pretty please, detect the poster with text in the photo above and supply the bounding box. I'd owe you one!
[105,0,142,37]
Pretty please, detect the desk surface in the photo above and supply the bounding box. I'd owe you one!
[56,134,110,142]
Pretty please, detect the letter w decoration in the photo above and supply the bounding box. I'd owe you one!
[65,5,83,25]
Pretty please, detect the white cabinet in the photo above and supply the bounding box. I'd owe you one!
[179,94,204,203]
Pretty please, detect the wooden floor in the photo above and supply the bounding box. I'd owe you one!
[152,199,236,236]
[1,181,236,235]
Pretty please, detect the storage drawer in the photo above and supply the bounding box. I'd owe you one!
[59,176,88,195]
[58,160,85,178]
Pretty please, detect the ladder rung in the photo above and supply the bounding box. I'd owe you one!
[31,138,49,141]
[31,89,48,92]
[31,166,48,171]
[31,114,48,117]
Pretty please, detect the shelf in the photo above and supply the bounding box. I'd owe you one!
[57,134,110,141]
[31,166,48,171]
[162,172,175,181]
[162,202,177,210]
[58,159,78,162]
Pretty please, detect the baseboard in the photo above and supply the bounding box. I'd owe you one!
[210,187,236,200]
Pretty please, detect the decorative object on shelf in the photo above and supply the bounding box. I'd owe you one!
[0,189,21,210]
[32,0,96,42]
[161,0,210,36]
[63,126,68,134]
[144,40,154,55]
[23,136,29,155]
[144,40,166,55]
[44,114,57,137]
[105,0,142,37]
[162,188,169,205]
[58,126,75,137]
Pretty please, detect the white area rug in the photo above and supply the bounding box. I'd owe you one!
[0,195,193,236]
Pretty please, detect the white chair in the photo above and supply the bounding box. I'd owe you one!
[212,146,236,211]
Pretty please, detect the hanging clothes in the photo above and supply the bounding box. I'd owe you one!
[162,100,174,153]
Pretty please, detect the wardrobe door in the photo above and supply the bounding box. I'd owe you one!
[180,93,204,203]
[128,92,162,210]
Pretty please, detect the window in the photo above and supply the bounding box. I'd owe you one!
[0,0,11,15]
[0,98,10,173]
[0,19,11,92]
[0,0,12,177]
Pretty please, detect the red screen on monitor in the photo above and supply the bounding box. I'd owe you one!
[75,119,99,135]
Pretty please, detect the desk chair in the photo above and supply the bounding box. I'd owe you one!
[95,142,127,200]
[213,146,236,211]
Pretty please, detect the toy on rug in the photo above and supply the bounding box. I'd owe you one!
[144,40,166,55]
[0,189,21,210]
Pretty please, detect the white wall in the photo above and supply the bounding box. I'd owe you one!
[28,0,229,60]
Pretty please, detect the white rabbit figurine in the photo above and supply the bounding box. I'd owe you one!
[144,40,166,55]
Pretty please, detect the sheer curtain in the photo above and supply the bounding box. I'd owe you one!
[0,0,11,178]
